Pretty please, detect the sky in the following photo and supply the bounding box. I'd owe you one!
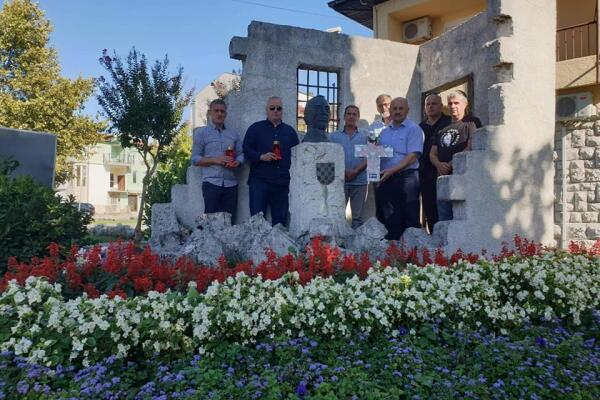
[33,0,372,119]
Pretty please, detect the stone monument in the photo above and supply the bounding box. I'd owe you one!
[301,95,330,143]
[289,96,352,240]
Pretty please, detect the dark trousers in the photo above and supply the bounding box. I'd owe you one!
[375,169,421,240]
[419,168,438,233]
[202,182,238,223]
[249,178,289,227]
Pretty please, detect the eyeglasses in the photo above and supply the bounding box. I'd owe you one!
[269,106,283,111]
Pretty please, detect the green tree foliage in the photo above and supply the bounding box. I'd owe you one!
[0,0,104,184]
[96,48,192,241]
[142,124,191,237]
[0,158,90,272]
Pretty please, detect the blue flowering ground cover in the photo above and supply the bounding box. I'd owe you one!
[1,314,598,400]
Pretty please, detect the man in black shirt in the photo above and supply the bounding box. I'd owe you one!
[430,91,477,222]
[419,94,451,233]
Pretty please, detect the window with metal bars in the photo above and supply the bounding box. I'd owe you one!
[297,68,340,134]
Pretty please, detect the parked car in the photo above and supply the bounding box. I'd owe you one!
[74,202,95,217]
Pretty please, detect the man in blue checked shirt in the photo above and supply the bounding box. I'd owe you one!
[376,97,424,240]
[330,105,368,229]
[191,99,244,223]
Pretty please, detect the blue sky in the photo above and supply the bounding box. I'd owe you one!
[34,0,372,118]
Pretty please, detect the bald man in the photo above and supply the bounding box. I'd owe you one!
[376,97,424,240]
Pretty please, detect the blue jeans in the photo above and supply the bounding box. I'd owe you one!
[375,169,420,240]
[249,178,289,227]
[437,200,453,222]
[202,182,238,223]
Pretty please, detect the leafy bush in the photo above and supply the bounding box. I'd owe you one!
[0,162,90,272]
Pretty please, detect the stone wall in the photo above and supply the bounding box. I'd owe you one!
[169,21,422,229]
[407,0,556,254]
[554,120,600,247]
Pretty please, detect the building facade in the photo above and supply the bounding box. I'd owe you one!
[330,0,600,247]
[60,138,145,216]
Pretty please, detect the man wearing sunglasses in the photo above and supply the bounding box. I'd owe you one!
[243,96,300,227]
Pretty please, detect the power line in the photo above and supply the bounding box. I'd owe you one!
[229,0,345,20]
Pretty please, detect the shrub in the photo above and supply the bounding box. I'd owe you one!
[0,162,90,272]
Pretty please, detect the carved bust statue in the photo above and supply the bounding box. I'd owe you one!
[302,95,330,143]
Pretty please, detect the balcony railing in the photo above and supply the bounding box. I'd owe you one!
[557,21,598,62]
[103,153,135,165]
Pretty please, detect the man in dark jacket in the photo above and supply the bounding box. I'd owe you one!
[242,96,300,226]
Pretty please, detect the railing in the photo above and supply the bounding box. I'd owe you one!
[103,153,135,165]
[557,21,598,61]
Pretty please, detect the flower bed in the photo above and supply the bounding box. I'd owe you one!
[2,236,598,299]
[1,248,598,367]
[2,320,598,399]
[1,238,599,397]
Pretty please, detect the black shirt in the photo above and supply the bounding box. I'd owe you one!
[242,119,300,185]
[434,120,477,163]
[419,114,451,172]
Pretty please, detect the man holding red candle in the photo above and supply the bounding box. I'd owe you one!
[191,99,244,223]
[243,96,300,227]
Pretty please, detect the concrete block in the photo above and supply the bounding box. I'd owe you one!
[471,127,492,150]
[436,175,466,201]
[582,212,599,223]
[571,131,586,147]
[149,203,183,252]
[569,213,582,223]
[586,136,600,147]
[565,191,574,203]
[579,147,595,159]
[586,169,600,182]
[180,229,225,267]
[565,148,580,160]
[248,224,299,265]
[573,197,587,212]
[345,217,389,258]
[585,225,600,239]
[569,161,586,183]
[589,203,600,212]
[569,225,587,239]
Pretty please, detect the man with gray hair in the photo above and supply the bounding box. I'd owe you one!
[429,91,477,221]
[368,93,392,143]
[191,98,244,223]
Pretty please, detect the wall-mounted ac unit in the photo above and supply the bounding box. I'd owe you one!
[556,92,595,121]
[402,17,432,43]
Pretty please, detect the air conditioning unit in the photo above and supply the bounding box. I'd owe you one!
[556,92,595,121]
[402,17,432,43]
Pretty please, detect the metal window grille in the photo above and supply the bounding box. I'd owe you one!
[297,68,340,133]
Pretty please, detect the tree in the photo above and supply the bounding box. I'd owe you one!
[142,123,191,238]
[0,0,104,184]
[97,48,192,241]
